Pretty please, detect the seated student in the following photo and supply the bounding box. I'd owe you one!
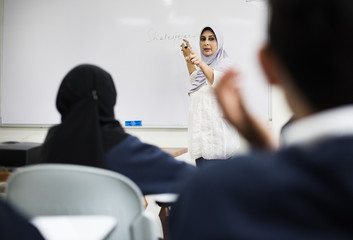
[0,199,44,240]
[169,0,353,239]
[39,64,196,195]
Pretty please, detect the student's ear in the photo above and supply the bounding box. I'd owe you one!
[258,45,284,86]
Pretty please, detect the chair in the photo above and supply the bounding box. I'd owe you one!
[5,164,158,240]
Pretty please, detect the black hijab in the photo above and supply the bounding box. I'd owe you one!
[40,64,127,168]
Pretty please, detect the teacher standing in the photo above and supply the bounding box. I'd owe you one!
[181,26,240,167]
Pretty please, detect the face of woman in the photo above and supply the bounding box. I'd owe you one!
[200,29,218,57]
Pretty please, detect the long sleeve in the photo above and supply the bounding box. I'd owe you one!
[0,199,45,240]
[207,69,224,87]
[105,135,196,195]
[189,70,197,84]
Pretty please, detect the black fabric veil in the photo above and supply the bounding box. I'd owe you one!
[39,64,127,168]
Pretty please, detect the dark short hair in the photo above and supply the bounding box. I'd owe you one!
[268,0,353,111]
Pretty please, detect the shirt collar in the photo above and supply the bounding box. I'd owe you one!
[282,105,353,147]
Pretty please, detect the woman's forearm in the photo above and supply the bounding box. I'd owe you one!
[199,62,214,84]
[187,62,197,75]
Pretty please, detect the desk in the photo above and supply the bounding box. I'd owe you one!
[157,148,187,240]
[0,169,11,199]
[162,147,188,158]
[143,147,187,208]
[144,147,187,208]
[31,215,117,240]
[154,194,179,240]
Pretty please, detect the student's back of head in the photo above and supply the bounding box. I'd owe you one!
[40,64,127,168]
[268,0,353,111]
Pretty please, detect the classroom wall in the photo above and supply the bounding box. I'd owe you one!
[0,1,292,237]
[0,0,292,156]
[0,89,292,159]
[1,0,270,127]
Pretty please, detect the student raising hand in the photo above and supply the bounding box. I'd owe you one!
[214,69,245,128]
[215,69,276,150]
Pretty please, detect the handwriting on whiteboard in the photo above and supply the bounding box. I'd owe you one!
[146,29,198,43]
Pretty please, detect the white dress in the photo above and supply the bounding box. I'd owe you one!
[188,70,240,160]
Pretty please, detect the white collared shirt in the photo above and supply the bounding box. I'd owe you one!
[282,105,353,147]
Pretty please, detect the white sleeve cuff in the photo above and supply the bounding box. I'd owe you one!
[207,69,224,87]
[189,71,197,84]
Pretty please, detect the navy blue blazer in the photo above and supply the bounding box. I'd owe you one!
[0,199,44,240]
[169,136,353,240]
[105,135,196,195]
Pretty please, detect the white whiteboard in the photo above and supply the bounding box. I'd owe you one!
[1,0,269,127]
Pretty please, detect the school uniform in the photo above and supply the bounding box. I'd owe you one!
[169,105,353,240]
[106,134,196,195]
[0,199,44,240]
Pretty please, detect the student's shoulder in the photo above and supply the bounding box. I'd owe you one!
[111,134,170,156]
[119,134,138,144]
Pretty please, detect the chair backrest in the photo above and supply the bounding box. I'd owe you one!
[5,164,157,240]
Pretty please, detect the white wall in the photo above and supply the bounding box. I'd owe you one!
[0,0,294,159]
[0,0,292,151]
[1,0,270,127]
[0,87,292,161]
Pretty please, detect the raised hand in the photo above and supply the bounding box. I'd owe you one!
[180,39,191,58]
[180,39,197,75]
[187,48,203,67]
[215,69,276,150]
[214,69,245,128]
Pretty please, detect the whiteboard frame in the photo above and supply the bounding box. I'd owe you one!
[0,0,271,128]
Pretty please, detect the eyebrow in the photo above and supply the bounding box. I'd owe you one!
[201,35,215,38]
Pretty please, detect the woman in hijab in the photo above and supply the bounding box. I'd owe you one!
[39,64,196,195]
[181,26,240,167]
